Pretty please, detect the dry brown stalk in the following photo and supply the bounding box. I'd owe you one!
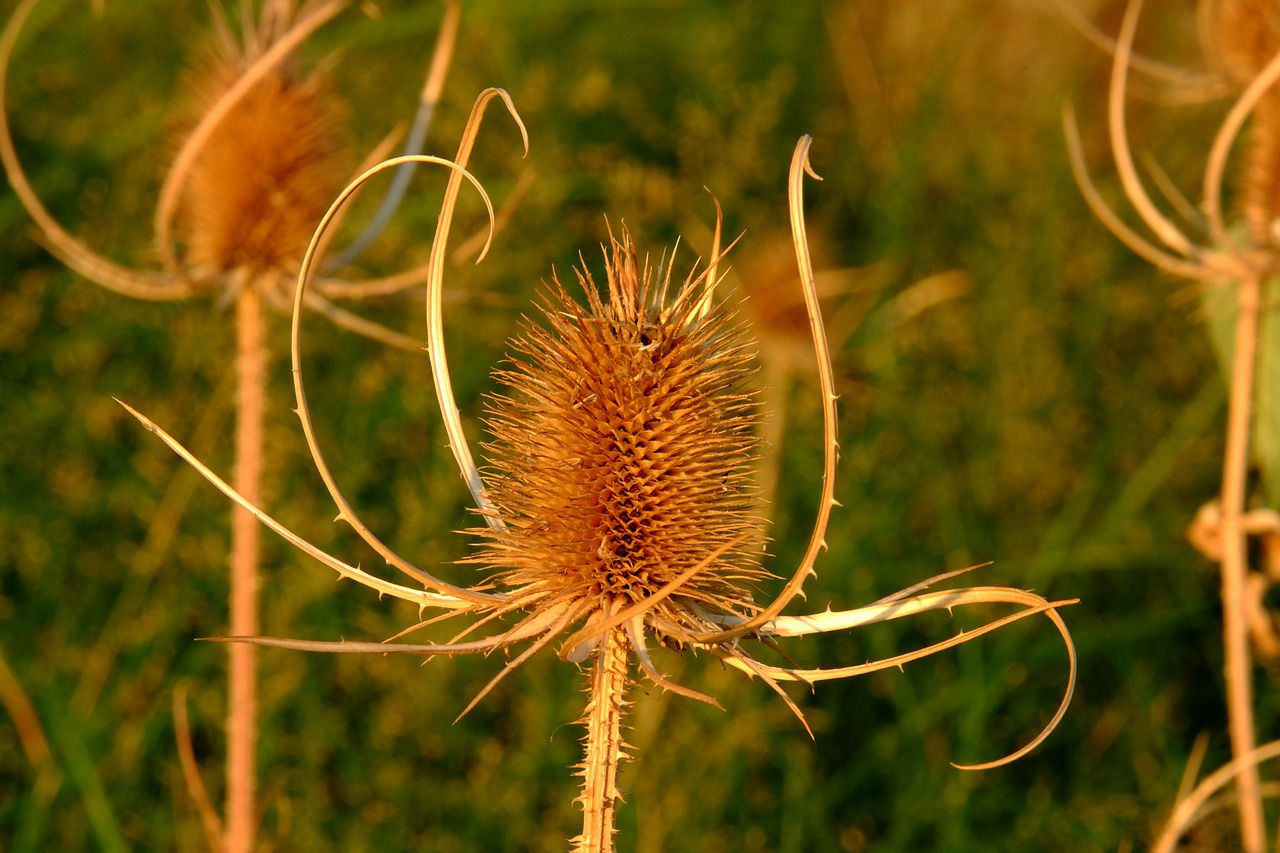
[1063,0,1280,848]
[121,89,1077,851]
[0,2,464,850]
[228,275,264,853]
[575,625,630,852]
[0,644,51,772]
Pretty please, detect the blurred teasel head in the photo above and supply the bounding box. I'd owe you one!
[173,3,350,278]
[1,0,463,349]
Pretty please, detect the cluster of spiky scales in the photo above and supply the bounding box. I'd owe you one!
[471,230,768,634]
[175,52,348,277]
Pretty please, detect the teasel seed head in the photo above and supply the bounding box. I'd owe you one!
[1210,0,1280,87]
[1209,0,1280,245]
[471,228,768,634]
[176,50,348,276]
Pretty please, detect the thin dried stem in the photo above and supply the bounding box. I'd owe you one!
[328,0,460,268]
[227,270,264,853]
[1203,41,1280,248]
[0,0,197,300]
[0,644,50,770]
[173,685,224,853]
[1153,739,1280,852]
[734,597,1076,770]
[297,289,424,351]
[1053,0,1229,96]
[1109,0,1199,258]
[423,88,528,524]
[116,398,465,609]
[1062,107,1215,280]
[1219,270,1266,852]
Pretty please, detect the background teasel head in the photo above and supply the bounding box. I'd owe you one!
[122,91,1077,851]
[1203,0,1280,248]
[0,0,463,342]
[171,6,350,280]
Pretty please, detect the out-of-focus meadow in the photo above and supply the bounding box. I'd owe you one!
[1,0,1271,850]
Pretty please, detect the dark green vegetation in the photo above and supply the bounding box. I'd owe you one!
[1,1,1270,850]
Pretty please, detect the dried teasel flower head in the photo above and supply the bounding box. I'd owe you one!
[1,0,467,350]
[473,229,767,654]
[1205,0,1280,246]
[1208,0,1280,87]
[174,9,349,278]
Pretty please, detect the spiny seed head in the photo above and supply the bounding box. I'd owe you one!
[176,55,348,276]
[471,229,767,627]
[1208,0,1280,245]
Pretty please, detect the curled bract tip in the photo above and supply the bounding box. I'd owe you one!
[485,87,531,157]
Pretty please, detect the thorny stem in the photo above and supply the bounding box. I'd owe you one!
[576,627,629,853]
[1221,272,1265,853]
[228,275,264,853]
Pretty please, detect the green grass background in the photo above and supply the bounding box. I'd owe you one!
[1,0,1275,850]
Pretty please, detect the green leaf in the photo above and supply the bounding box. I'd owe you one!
[1199,275,1280,504]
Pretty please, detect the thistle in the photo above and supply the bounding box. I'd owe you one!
[124,89,1077,852]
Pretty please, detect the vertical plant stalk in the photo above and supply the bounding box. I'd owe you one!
[1221,43,1279,852]
[1220,271,1264,853]
[228,275,265,853]
[576,627,629,853]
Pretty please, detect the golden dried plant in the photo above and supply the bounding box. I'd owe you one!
[1,0,464,342]
[0,2,464,851]
[1063,0,1280,848]
[123,89,1077,852]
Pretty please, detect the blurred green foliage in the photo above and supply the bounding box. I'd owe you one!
[1,0,1275,850]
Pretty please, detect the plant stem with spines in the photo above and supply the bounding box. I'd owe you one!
[576,626,629,853]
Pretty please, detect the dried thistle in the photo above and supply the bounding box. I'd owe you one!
[1063,0,1280,848]
[123,89,1077,852]
[1,2,463,851]
[0,0,464,345]
[174,34,348,278]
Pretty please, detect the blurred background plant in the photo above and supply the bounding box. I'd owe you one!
[0,0,1260,850]
[1,1,473,850]
[1064,0,1280,847]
